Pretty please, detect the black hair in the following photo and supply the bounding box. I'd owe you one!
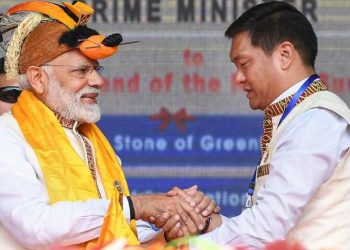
[225,1,318,68]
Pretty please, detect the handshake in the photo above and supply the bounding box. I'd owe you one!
[130,185,222,241]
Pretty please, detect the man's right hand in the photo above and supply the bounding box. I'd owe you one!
[167,185,220,216]
[130,194,205,235]
[146,186,220,241]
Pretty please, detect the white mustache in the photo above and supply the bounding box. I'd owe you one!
[77,87,101,98]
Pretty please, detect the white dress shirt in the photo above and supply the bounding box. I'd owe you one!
[0,112,158,249]
[196,79,350,249]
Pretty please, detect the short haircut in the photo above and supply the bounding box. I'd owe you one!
[225,1,318,68]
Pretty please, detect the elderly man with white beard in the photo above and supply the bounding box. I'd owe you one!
[0,1,218,249]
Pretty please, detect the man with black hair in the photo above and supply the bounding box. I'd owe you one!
[156,1,350,249]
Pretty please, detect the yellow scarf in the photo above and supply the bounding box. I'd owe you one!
[12,90,139,248]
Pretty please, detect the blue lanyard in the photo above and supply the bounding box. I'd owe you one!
[278,74,319,127]
[245,74,319,208]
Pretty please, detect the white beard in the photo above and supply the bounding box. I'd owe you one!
[44,74,101,124]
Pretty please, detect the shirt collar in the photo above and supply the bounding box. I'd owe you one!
[53,111,80,129]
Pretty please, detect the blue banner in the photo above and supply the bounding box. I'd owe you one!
[98,115,263,166]
[98,114,262,217]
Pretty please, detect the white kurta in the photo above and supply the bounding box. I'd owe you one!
[0,112,158,249]
[196,80,350,249]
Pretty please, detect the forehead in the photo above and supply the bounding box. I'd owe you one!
[230,32,255,61]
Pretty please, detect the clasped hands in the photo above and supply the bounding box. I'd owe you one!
[131,185,220,241]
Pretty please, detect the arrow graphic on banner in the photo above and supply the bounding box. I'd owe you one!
[150,107,195,132]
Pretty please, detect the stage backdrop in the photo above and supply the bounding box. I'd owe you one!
[1,0,350,217]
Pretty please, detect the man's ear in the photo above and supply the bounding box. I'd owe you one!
[277,41,295,70]
[26,66,48,94]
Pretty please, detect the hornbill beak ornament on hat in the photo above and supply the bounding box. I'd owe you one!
[4,0,139,61]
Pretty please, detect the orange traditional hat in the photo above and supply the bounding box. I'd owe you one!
[2,1,130,78]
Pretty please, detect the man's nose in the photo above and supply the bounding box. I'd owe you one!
[88,70,104,88]
[235,70,246,85]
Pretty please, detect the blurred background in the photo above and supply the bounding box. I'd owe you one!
[1,0,349,217]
